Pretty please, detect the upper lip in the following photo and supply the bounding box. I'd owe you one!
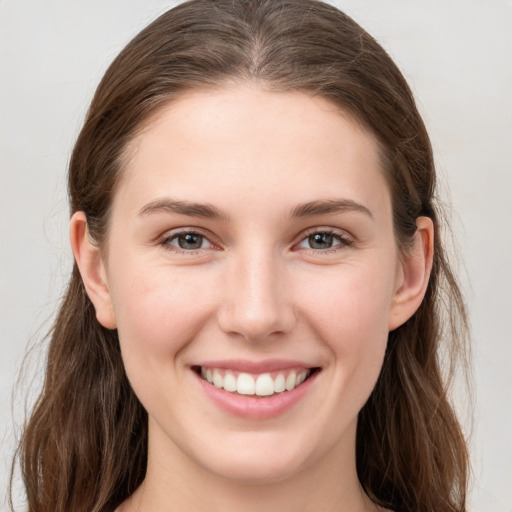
[193,359,318,374]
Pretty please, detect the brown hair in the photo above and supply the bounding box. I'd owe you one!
[11,1,470,511]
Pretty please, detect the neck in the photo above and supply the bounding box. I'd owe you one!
[118,420,379,512]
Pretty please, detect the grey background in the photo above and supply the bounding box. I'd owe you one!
[1,1,511,510]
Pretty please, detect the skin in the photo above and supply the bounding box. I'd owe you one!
[71,84,433,512]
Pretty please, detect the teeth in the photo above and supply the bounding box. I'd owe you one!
[255,374,274,396]
[237,373,255,395]
[212,369,223,388]
[274,374,286,393]
[199,367,312,396]
[223,372,237,392]
[285,371,296,391]
[296,370,307,386]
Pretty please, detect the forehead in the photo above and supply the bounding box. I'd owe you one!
[116,85,389,217]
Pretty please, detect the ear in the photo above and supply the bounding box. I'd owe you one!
[70,211,117,329]
[388,216,434,331]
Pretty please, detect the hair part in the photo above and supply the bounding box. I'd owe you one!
[12,1,470,511]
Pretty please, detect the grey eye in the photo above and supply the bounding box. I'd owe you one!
[174,233,206,250]
[297,231,347,251]
[307,233,335,249]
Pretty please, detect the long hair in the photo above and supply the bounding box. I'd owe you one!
[11,1,470,511]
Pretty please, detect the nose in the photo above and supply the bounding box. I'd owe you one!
[217,249,297,342]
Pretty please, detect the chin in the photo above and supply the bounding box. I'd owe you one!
[189,431,322,486]
[209,457,305,486]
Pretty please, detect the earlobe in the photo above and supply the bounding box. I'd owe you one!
[69,212,117,329]
[388,216,434,331]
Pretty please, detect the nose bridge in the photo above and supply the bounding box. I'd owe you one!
[218,243,295,341]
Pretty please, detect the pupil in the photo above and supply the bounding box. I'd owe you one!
[309,233,333,249]
[178,233,202,249]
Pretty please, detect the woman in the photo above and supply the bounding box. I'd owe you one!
[11,1,470,511]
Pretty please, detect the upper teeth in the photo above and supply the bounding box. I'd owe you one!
[200,367,311,396]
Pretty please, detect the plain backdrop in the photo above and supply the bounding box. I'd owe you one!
[1,1,511,511]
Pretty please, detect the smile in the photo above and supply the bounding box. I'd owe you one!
[196,366,315,397]
[191,361,321,419]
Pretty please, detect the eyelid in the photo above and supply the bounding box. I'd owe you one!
[158,227,220,253]
[293,227,355,252]
[156,225,354,255]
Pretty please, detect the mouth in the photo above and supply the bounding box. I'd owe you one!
[192,365,321,398]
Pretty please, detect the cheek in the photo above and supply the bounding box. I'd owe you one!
[304,259,395,334]
[107,262,222,420]
[301,260,395,381]
[108,261,216,361]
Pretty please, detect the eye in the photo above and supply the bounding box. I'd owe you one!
[296,230,353,251]
[162,231,214,252]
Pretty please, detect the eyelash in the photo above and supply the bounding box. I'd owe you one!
[297,229,354,254]
[158,228,354,255]
[158,229,217,254]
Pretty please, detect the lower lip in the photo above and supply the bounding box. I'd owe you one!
[194,370,319,420]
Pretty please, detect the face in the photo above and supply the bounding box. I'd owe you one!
[89,86,411,484]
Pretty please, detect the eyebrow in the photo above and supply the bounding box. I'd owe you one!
[290,199,374,219]
[138,197,373,221]
[138,198,229,220]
